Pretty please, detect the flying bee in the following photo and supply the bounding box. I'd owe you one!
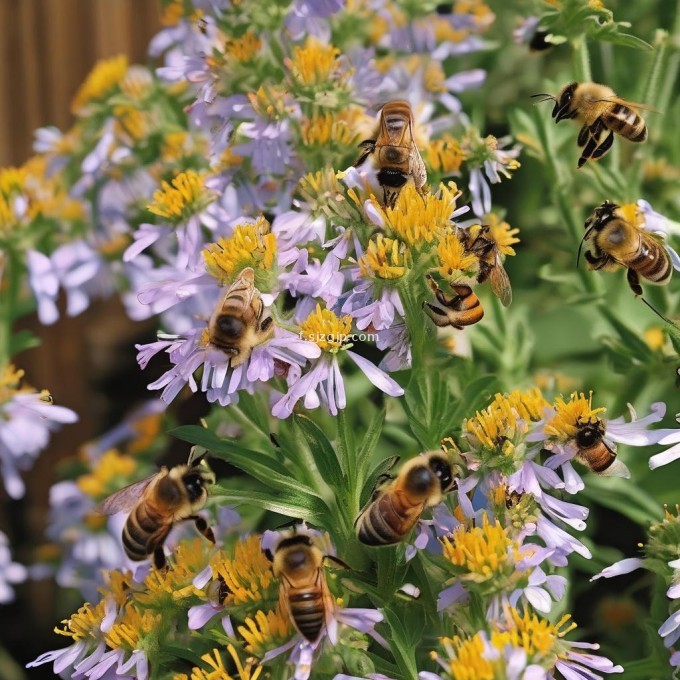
[571,417,630,478]
[96,457,216,570]
[208,267,274,367]
[424,274,484,329]
[269,531,346,643]
[532,82,649,168]
[354,100,428,208]
[355,451,458,546]
[579,201,672,298]
[460,225,513,307]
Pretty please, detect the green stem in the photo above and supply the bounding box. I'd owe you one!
[573,37,592,83]
[0,251,20,368]
[641,32,668,107]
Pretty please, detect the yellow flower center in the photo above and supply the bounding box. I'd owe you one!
[643,326,665,351]
[545,391,606,441]
[477,214,521,256]
[72,55,128,113]
[0,167,27,197]
[127,412,164,455]
[454,0,495,25]
[299,304,353,352]
[437,232,480,280]
[184,646,262,680]
[104,605,160,650]
[55,600,107,641]
[492,608,576,657]
[465,389,548,451]
[209,536,277,607]
[0,365,33,404]
[426,135,468,174]
[441,514,521,580]
[239,610,292,656]
[247,85,291,120]
[119,66,154,101]
[202,218,277,285]
[301,112,361,148]
[359,235,409,279]
[443,633,495,680]
[147,170,215,222]
[113,105,147,142]
[377,182,461,247]
[225,31,262,62]
[286,38,340,86]
[76,450,138,499]
[162,131,189,162]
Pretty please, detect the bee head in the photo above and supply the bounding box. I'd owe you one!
[575,418,605,447]
[427,454,456,493]
[181,467,213,501]
[274,535,319,574]
[217,315,245,338]
[553,82,578,122]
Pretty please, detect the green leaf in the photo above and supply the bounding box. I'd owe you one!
[446,374,501,425]
[170,425,325,500]
[360,455,399,508]
[356,407,386,479]
[579,476,663,526]
[603,32,653,51]
[600,309,653,361]
[293,415,345,490]
[381,606,424,680]
[8,330,41,356]
[211,485,324,523]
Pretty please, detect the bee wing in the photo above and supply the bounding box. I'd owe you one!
[596,96,659,113]
[409,141,428,190]
[319,567,338,644]
[488,253,513,307]
[94,474,157,515]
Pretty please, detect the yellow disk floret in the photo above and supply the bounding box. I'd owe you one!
[202,217,277,284]
[359,235,409,279]
[545,391,606,441]
[437,232,480,280]
[147,170,215,222]
[239,610,292,656]
[286,38,340,85]
[76,450,137,499]
[300,305,353,353]
[72,55,128,113]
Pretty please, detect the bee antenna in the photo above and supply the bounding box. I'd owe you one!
[640,297,680,331]
[530,93,555,104]
[576,225,595,268]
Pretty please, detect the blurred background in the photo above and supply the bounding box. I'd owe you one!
[0,1,160,673]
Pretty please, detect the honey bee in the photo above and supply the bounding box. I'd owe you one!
[355,451,457,546]
[533,82,649,168]
[580,201,672,297]
[270,531,343,643]
[461,225,513,307]
[571,417,630,478]
[96,458,216,570]
[354,100,428,208]
[424,275,484,329]
[208,267,274,366]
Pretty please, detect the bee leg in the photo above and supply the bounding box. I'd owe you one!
[626,268,643,296]
[577,124,589,147]
[577,120,606,168]
[322,555,351,570]
[153,547,167,570]
[592,131,614,160]
[190,515,216,544]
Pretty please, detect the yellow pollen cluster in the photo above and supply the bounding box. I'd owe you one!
[299,304,353,352]
[162,131,190,162]
[545,391,606,441]
[72,55,128,114]
[381,182,461,247]
[182,646,262,680]
[202,218,277,284]
[455,0,495,25]
[443,633,495,680]
[139,538,212,606]
[147,170,215,222]
[0,365,33,403]
[466,388,547,451]
[301,112,361,148]
[105,605,159,650]
[0,166,27,197]
[55,600,107,641]
[225,31,262,62]
[239,609,292,655]
[441,514,520,579]
[113,105,147,141]
[210,536,276,607]
[359,235,409,279]
[493,608,576,657]
[481,214,521,256]
[247,85,291,120]
[437,232,480,279]
[433,18,470,44]
[423,60,447,93]
[76,450,137,499]
[286,38,340,85]
[426,135,468,174]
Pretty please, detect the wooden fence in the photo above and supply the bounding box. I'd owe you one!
[0,0,161,166]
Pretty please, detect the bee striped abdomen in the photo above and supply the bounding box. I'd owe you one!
[289,589,325,641]
[631,241,671,283]
[451,285,484,326]
[122,502,169,560]
[358,491,424,545]
[604,105,647,142]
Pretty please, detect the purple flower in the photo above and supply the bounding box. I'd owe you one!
[0,531,27,603]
